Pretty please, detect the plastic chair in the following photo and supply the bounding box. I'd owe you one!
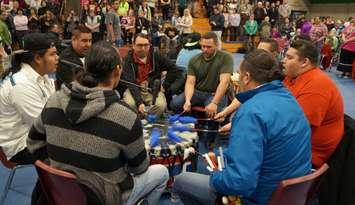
[0,148,31,205]
[34,160,88,205]
[267,163,329,205]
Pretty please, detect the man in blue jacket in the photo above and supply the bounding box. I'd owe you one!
[172,49,312,205]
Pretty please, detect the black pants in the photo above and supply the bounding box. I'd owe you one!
[9,148,36,165]
[161,5,170,20]
[229,26,240,42]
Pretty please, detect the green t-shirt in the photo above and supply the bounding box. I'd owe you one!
[187,50,233,93]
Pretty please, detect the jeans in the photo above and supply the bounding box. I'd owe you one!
[172,172,216,205]
[115,38,124,47]
[123,164,169,205]
[169,90,227,113]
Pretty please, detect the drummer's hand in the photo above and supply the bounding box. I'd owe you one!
[214,110,226,122]
[183,101,191,112]
[205,102,218,118]
[219,123,231,133]
[138,103,145,114]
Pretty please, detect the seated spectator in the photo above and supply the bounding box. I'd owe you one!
[283,40,344,168]
[27,41,169,205]
[0,33,57,164]
[56,25,92,89]
[173,49,311,205]
[120,33,183,117]
[170,31,233,117]
[176,32,202,71]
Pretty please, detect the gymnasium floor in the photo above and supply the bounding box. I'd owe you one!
[0,54,354,205]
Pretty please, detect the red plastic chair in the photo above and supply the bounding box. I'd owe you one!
[0,147,31,205]
[267,163,329,205]
[34,160,88,205]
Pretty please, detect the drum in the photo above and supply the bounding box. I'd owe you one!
[142,119,198,186]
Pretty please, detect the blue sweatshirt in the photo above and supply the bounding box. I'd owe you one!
[210,80,311,205]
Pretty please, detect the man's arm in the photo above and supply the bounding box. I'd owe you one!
[212,73,231,105]
[184,75,196,103]
[210,110,263,196]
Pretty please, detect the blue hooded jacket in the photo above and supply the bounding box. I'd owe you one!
[210,80,311,205]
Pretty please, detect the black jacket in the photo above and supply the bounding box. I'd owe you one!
[318,114,355,205]
[119,48,184,106]
[209,14,225,31]
[56,46,83,88]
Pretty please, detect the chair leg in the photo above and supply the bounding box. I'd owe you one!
[0,168,17,205]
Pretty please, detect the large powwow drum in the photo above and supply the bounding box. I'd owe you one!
[142,119,198,186]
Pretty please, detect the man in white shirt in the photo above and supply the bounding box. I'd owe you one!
[0,33,58,164]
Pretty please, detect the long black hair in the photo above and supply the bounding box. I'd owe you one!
[0,49,47,80]
[240,49,284,84]
[76,41,122,88]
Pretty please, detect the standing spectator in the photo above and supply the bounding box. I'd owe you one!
[13,9,28,48]
[260,16,271,39]
[310,17,328,51]
[65,10,79,36]
[0,9,12,52]
[37,0,48,16]
[269,2,278,27]
[209,7,225,49]
[121,9,136,45]
[136,10,150,34]
[117,0,130,17]
[337,19,355,78]
[106,2,123,47]
[179,8,193,37]
[227,0,238,12]
[151,9,164,46]
[138,0,152,21]
[278,0,291,20]
[222,7,229,42]
[81,4,89,24]
[280,17,294,39]
[25,0,41,11]
[244,14,258,47]
[10,0,20,17]
[171,9,181,28]
[28,8,39,33]
[228,8,241,42]
[239,0,253,39]
[96,6,106,41]
[160,0,170,21]
[147,0,157,16]
[99,0,109,15]
[254,1,266,25]
[325,16,335,31]
[301,19,312,37]
[178,0,187,17]
[85,8,101,43]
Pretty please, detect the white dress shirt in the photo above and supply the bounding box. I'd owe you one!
[0,63,55,159]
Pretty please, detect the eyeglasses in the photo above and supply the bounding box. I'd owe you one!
[135,44,150,48]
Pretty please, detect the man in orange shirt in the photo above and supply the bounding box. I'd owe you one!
[283,40,344,168]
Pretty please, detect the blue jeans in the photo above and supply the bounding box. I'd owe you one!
[123,164,169,205]
[172,172,217,205]
[115,38,124,47]
[170,90,227,113]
